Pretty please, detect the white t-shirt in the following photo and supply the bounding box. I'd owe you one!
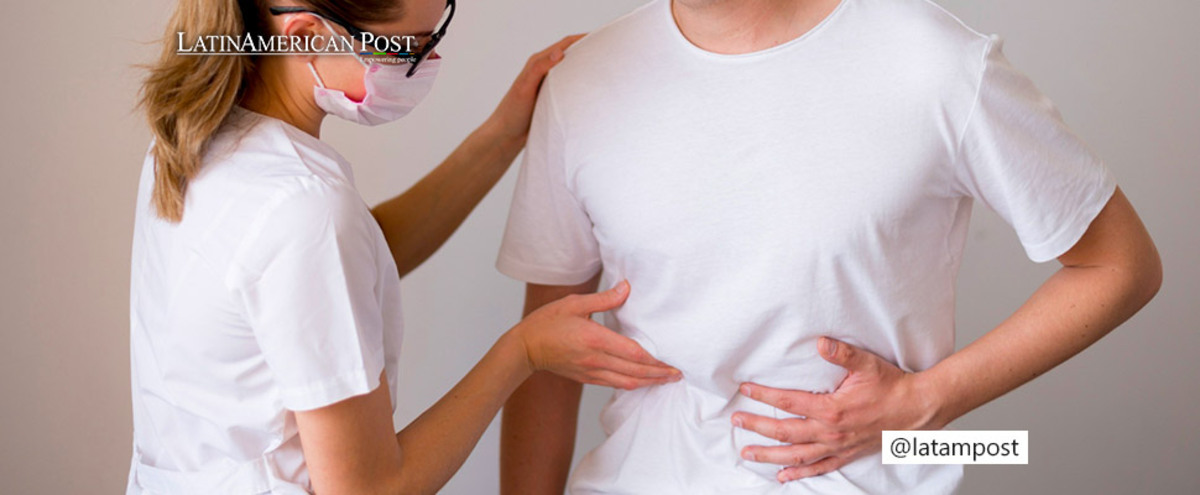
[126,106,404,494]
[495,0,1117,493]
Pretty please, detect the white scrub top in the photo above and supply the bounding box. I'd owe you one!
[126,106,404,494]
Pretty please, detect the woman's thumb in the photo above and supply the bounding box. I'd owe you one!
[574,280,630,315]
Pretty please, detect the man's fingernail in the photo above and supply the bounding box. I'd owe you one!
[821,337,837,355]
[732,415,743,428]
[740,384,752,396]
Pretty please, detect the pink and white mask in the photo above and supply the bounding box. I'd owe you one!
[306,16,441,126]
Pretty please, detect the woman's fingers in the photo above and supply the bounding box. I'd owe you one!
[538,33,587,64]
[487,33,588,141]
[585,369,676,391]
[587,322,672,367]
[565,280,631,315]
[556,33,587,52]
[529,279,683,388]
[588,352,680,381]
[518,33,587,92]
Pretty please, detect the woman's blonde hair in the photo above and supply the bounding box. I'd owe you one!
[139,0,257,222]
[138,0,401,223]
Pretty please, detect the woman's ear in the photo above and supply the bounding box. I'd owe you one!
[277,13,328,64]
[278,11,324,38]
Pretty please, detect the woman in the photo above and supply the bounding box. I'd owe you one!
[128,0,681,493]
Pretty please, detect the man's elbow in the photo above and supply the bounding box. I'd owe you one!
[1135,249,1163,307]
[1121,242,1163,312]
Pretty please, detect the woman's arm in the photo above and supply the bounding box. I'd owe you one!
[296,281,681,495]
[370,35,584,279]
[295,348,524,495]
[500,276,600,495]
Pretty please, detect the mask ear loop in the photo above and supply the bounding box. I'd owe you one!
[298,14,368,88]
[307,61,328,88]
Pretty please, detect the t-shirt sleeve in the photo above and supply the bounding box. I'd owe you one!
[951,35,1118,263]
[496,74,603,285]
[229,180,385,411]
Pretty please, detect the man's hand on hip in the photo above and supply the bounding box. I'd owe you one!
[732,337,946,483]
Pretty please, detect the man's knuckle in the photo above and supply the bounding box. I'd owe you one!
[772,424,792,443]
[825,407,845,425]
[787,451,807,466]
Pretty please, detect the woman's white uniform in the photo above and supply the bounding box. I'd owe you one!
[126,106,405,494]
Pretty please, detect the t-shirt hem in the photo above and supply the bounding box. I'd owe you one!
[1023,173,1118,263]
[496,254,602,286]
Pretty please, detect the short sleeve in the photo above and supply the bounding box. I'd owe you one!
[229,180,385,411]
[951,35,1118,263]
[496,75,603,285]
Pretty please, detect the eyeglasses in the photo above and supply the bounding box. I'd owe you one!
[269,0,454,78]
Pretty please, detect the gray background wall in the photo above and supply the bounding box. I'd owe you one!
[1,0,1196,493]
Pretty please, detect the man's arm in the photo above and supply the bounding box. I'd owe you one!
[732,186,1163,481]
[501,273,601,495]
[921,185,1162,425]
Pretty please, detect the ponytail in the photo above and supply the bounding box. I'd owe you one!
[138,0,259,223]
[137,0,402,222]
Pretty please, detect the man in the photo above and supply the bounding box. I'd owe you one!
[495,0,1161,493]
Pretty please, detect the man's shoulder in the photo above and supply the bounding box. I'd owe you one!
[849,0,995,98]
[863,0,991,56]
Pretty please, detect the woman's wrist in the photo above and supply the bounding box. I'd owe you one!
[497,326,537,381]
[475,115,527,155]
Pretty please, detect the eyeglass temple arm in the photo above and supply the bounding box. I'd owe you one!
[266,6,366,40]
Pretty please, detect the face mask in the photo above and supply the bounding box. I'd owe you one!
[306,17,441,126]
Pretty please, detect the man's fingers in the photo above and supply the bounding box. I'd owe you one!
[740,442,833,468]
[569,280,631,315]
[777,455,846,483]
[739,382,832,420]
[731,413,819,444]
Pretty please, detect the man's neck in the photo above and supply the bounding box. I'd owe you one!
[670,0,842,55]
